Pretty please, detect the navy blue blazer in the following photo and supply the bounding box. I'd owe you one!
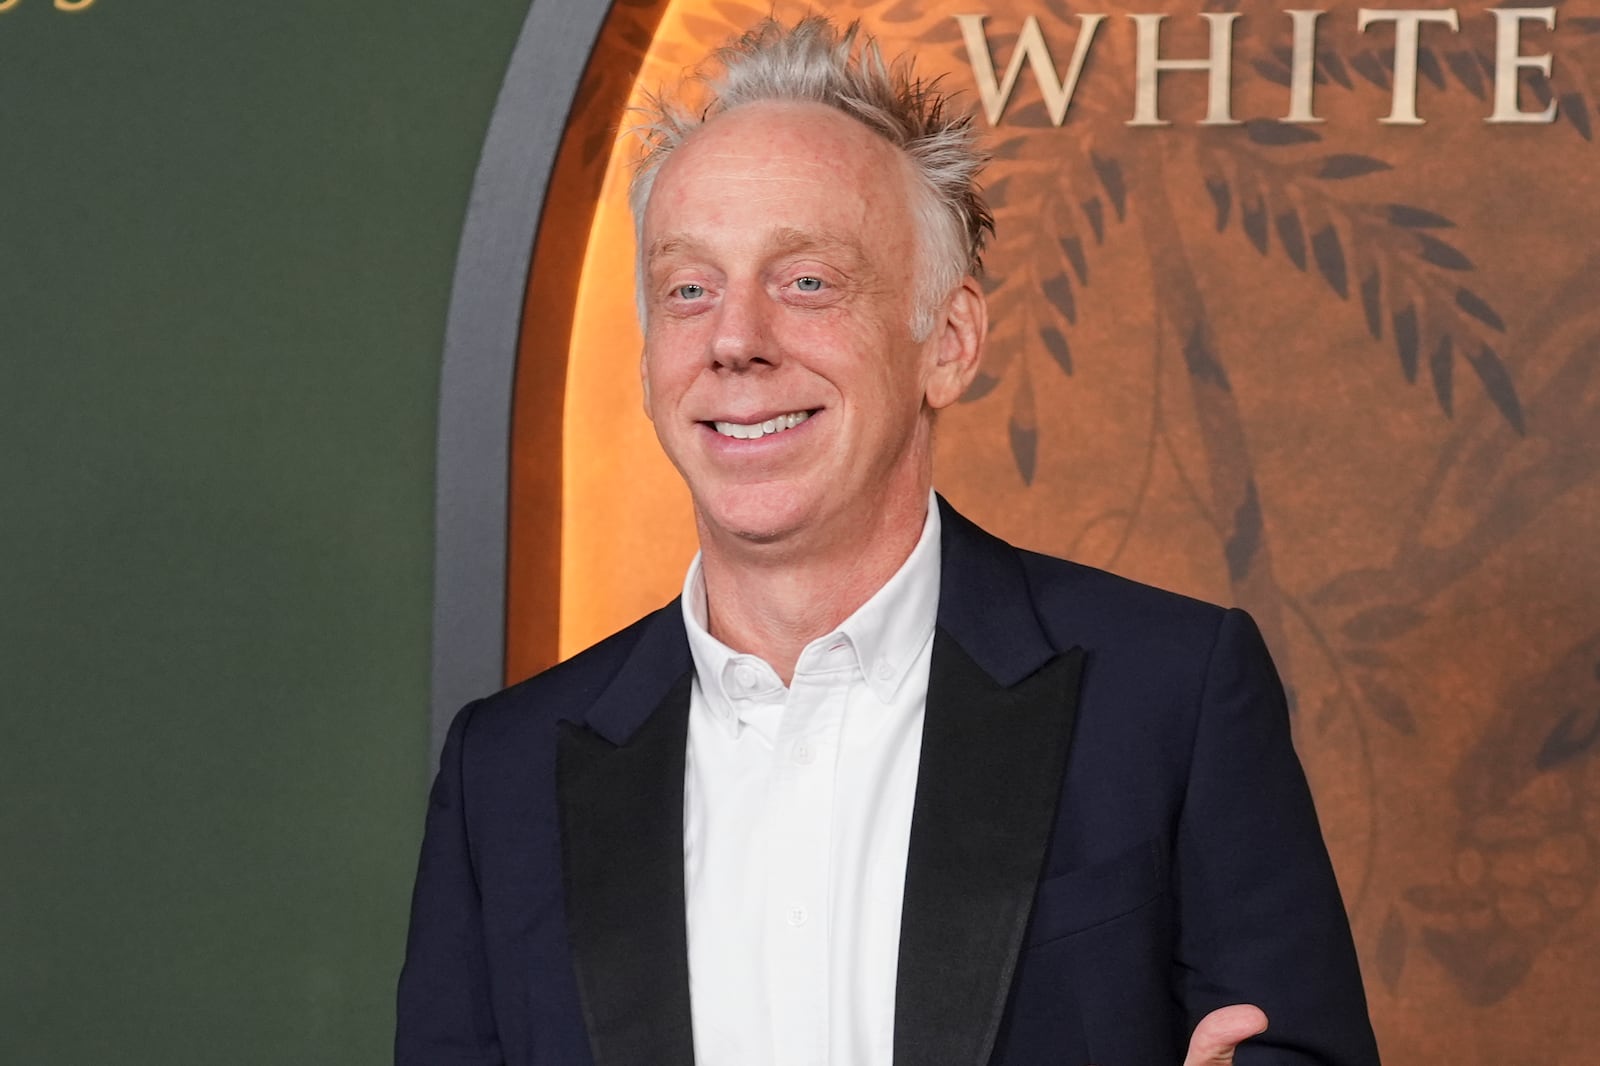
[397,499,1380,1065]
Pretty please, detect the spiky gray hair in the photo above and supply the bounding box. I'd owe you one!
[628,15,994,338]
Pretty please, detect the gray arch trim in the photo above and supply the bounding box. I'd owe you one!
[431,0,615,765]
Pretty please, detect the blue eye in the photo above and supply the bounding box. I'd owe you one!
[674,283,705,299]
[795,276,824,292]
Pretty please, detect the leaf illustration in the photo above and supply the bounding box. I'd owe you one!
[1464,343,1526,434]
[1009,380,1038,485]
[1387,204,1455,229]
[1242,196,1269,255]
[1356,672,1418,735]
[1404,884,1470,913]
[1244,119,1322,146]
[1320,51,1353,90]
[1081,198,1105,244]
[1059,236,1089,285]
[1430,335,1455,415]
[1043,272,1077,325]
[1312,225,1348,298]
[1455,287,1506,332]
[1316,154,1393,179]
[880,0,924,22]
[1352,51,1390,89]
[1419,928,1531,1008]
[1040,325,1073,376]
[1091,153,1127,221]
[1393,304,1420,383]
[1417,46,1446,90]
[1206,177,1232,232]
[1528,69,1553,109]
[1183,327,1232,392]
[1415,233,1474,271]
[991,136,1030,161]
[1344,647,1396,669]
[1361,270,1383,339]
[1377,906,1408,992]
[1342,602,1426,642]
[1313,565,1402,606]
[1275,210,1307,270]
[1006,100,1057,128]
[1446,49,1486,99]
[1561,92,1592,141]
[1535,705,1600,770]
[1224,479,1263,582]
[962,371,1001,403]
[1252,57,1292,89]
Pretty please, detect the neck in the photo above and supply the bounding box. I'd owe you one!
[698,487,932,684]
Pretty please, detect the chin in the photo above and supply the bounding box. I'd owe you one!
[697,486,814,547]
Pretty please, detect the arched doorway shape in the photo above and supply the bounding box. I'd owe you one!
[430,0,672,760]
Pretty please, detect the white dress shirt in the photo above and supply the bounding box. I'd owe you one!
[681,498,942,1066]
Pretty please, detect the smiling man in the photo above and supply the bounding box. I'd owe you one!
[396,17,1381,1066]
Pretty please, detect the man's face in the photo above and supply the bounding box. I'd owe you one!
[638,100,972,557]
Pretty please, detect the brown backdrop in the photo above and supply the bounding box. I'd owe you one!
[511,1,1600,1060]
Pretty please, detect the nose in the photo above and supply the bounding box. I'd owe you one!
[709,281,776,371]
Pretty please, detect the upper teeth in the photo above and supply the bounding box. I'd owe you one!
[713,410,811,440]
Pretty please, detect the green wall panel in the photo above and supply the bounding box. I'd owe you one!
[0,3,532,1061]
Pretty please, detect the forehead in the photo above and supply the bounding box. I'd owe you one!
[642,101,920,256]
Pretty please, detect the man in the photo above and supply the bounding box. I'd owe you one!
[397,16,1380,1066]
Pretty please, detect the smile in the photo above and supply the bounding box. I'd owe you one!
[710,410,813,440]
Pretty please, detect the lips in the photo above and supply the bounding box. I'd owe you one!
[708,409,814,440]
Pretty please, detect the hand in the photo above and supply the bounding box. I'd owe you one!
[1181,1005,1269,1065]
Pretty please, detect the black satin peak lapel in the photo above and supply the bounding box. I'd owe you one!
[894,630,1084,1066]
[558,672,696,1066]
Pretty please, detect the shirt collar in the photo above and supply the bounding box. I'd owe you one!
[681,491,943,728]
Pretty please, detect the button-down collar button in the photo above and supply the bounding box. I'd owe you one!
[874,658,895,681]
[733,662,759,691]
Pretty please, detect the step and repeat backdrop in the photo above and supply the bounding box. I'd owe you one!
[499,0,1600,1061]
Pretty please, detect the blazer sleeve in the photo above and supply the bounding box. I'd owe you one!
[1171,608,1382,1065]
[395,700,505,1066]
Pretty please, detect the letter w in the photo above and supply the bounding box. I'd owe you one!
[956,14,1106,126]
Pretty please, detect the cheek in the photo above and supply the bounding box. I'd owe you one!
[641,340,696,401]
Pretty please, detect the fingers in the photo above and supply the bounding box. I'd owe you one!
[1181,1004,1269,1066]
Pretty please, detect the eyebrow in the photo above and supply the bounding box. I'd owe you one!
[647,228,868,269]
[646,236,703,264]
[766,227,868,264]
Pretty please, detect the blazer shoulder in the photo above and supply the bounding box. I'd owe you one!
[1013,547,1234,659]
[452,600,682,749]
[1011,547,1248,688]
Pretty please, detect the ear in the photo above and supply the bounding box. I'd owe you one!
[923,276,987,410]
[638,345,654,421]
